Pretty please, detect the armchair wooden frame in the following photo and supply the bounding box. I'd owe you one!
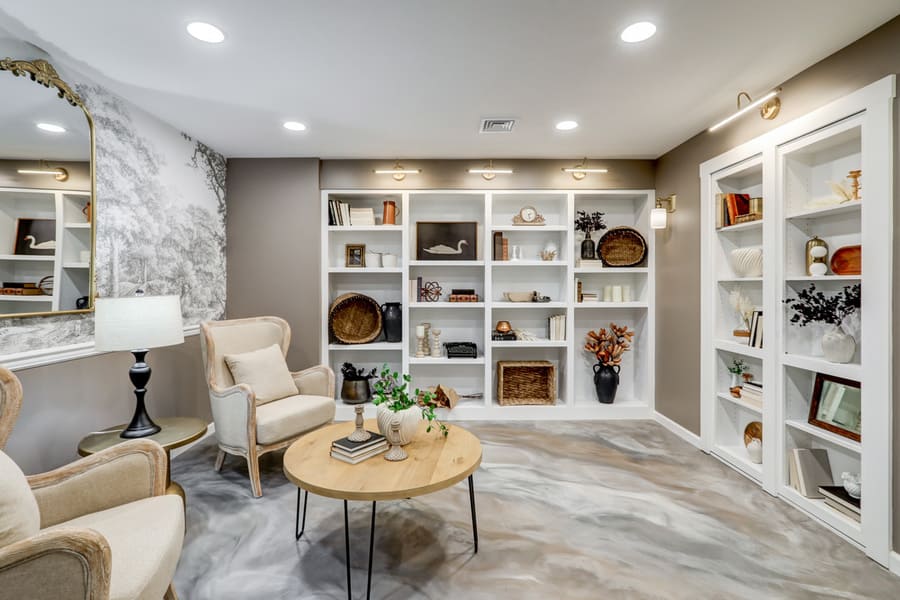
[200,316,335,497]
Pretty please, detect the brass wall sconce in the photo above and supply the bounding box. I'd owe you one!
[373,161,421,181]
[468,159,513,181]
[651,194,676,230]
[709,88,781,132]
[17,160,68,182]
[562,158,608,181]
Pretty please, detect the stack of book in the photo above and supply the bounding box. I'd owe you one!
[739,380,763,409]
[818,485,861,522]
[349,207,376,226]
[330,431,388,464]
[328,201,377,226]
[716,193,763,228]
[788,448,833,498]
[449,289,479,302]
[492,232,510,261]
[0,282,43,296]
[548,314,566,341]
[748,309,763,348]
[581,292,599,302]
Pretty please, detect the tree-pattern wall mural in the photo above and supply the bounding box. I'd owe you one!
[0,83,226,355]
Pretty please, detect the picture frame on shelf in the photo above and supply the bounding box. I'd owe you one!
[14,218,56,255]
[416,221,477,261]
[809,373,861,442]
[345,243,366,268]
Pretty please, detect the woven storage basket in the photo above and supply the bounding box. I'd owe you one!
[597,226,647,267]
[329,293,382,344]
[497,361,556,406]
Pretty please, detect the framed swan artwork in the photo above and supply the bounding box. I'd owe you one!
[416,221,478,261]
[14,218,57,256]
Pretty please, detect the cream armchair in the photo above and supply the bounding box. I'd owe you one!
[200,316,335,497]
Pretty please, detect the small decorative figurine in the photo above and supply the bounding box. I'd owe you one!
[805,236,829,276]
[847,170,862,200]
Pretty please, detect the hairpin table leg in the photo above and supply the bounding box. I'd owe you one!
[295,488,309,540]
[468,474,478,553]
[366,501,376,600]
[344,500,352,600]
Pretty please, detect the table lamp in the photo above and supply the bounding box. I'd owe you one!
[94,293,184,438]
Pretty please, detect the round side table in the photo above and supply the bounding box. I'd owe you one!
[77,417,207,501]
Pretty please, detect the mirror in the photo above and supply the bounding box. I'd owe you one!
[0,58,95,318]
[808,373,861,442]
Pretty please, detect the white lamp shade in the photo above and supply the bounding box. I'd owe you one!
[94,295,185,351]
[650,207,668,229]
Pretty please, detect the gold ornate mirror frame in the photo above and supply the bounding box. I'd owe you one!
[0,58,97,318]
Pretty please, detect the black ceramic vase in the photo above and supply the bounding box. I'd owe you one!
[381,302,402,342]
[580,231,595,260]
[593,363,620,404]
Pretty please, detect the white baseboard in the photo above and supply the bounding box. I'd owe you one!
[891,551,900,577]
[170,422,215,459]
[653,411,702,450]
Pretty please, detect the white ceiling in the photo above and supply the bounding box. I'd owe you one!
[1,1,898,159]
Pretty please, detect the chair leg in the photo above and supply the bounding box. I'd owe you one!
[164,583,178,600]
[247,455,263,498]
[214,449,226,472]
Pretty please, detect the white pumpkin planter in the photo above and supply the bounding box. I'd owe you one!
[729,247,763,277]
[376,404,420,446]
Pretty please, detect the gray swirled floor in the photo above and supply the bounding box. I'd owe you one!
[171,421,900,599]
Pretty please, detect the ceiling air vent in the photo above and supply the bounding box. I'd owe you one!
[480,118,515,133]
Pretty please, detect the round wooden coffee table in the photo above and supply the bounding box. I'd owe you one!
[284,419,482,600]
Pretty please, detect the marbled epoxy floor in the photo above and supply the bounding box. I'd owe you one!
[171,421,900,599]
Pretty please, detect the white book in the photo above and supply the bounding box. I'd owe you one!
[349,207,376,226]
[340,202,351,226]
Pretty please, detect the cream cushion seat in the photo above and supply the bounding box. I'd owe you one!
[49,495,184,600]
[0,451,40,546]
[255,394,336,445]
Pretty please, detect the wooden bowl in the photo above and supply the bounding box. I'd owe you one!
[503,291,533,302]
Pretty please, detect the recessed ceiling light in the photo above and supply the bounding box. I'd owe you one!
[283,121,307,131]
[555,120,578,131]
[186,22,225,43]
[36,123,66,133]
[620,22,656,43]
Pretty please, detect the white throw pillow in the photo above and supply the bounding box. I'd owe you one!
[224,344,299,405]
[0,450,40,548]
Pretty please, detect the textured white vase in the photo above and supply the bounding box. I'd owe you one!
[729,247,763,277]
[746,438,762,464]
[821,326,856,363]
[376,404,420,446]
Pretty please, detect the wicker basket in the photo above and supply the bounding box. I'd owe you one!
[329,293,382,344]
[497,361,556,406]
[597,226,647,267]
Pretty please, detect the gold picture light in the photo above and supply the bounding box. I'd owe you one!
[562,158,608,181]
[373,161,421,181]
[709,88,781,132]
[468,159,513,181]
[17,160,68,182]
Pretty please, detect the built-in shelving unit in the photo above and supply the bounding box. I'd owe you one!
[700,75,894,565]
[0,188,92,315]
[320,188,655,422]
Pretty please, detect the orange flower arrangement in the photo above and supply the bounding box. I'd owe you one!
[584,323,635,366]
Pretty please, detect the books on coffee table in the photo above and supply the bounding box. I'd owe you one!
[330,431,387,464]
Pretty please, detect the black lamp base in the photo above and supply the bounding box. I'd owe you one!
[120,350,161,439]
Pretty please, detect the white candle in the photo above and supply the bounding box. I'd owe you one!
[612,285,623,303]
[623,285,633,302]
[603,286,613,302]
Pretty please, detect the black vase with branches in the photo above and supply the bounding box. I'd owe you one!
[575,210,607,260]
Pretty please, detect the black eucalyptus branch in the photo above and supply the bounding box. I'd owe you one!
[784,283,860,327]
[574,210,608,234]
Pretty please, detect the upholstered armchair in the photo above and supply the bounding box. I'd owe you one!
[0,366,183,599]
[200,316,335,497]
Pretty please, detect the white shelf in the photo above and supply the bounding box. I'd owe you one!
[781,353,861,381]
[0,254,55,262]
[784,275,860,282]
[408,260,484,267]
[714,339,764,359]
[574,266,648,274]
[716,391,762,414]
[716,219,763,233]
[717,277,763,283]
[491,225,568,232]
[713,444,763,480]
[328,343,402,351]
[0,295,52,303]
[328,225,403,232]
[575,302,648,309]
[408,356,485,365]
[408,302,484,309]
[784,419,860,453]
[491,260,567,267]
[786,202,861,221]
[328,267,403,274]
[492,301,568,309]
[63,262,90,269]
[491,340,568,348]
[64,222,91,229]
[780,486,861,543]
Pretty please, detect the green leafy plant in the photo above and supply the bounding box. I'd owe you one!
[727,359,747,375]
[372,365,448,437]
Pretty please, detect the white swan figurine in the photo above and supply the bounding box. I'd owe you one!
[23,235,56,250]
[424,239,468,255]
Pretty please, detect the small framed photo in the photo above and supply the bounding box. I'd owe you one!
[345,244,366,268]
[14,218,56,255]
[808,373,861,442]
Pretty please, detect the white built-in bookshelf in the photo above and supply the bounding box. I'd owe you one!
[700,76,894,565]
[0,187,93,316]
[320,189,655,422]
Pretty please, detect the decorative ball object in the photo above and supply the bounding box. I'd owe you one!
[495,320,512,333]
[422,281,442,302]
[729,247,763,277]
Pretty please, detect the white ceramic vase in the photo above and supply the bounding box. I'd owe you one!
[746,438,762,464]
[821,326,856,363]
[376,404,420,446]
[729,247,763,277]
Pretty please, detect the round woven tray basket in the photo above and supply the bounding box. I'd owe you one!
[329,293,382,344]
[598,226,647,267]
